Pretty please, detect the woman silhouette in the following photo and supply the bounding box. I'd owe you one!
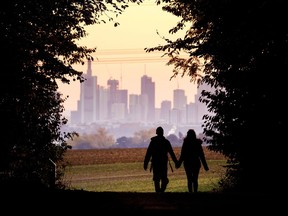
[176,129,209,192]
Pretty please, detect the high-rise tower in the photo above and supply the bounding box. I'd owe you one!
[78,59,98,123]
[141,75,155,122]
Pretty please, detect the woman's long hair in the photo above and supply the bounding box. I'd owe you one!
[185,129,197,141]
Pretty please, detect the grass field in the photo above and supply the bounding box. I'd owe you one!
[3,147,279,215]
[63,147,227,192]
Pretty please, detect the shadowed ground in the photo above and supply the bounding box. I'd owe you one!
[2,184,281,215]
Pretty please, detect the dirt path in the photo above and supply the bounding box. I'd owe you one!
[3,187,280,215]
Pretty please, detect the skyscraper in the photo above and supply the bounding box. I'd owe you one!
[129,94,142,122]
[173,89,187,124]
[107,79,119,119]
[71,59,98,124]
[193,82,213,124]
[107,78,128,120]
[160,100,172,123]
[82,59,98,123]
[141,75,155,122]
[173,89,187,110]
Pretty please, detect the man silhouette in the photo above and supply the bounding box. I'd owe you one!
[144,126,178,192]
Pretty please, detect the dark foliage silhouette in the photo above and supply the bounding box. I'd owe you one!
[0,0,142,188]
[147,0,286,194]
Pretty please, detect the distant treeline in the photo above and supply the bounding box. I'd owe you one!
[68,127,207,149]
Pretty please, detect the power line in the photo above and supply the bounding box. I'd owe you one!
[90,49,167,63]
[89,48,188,64]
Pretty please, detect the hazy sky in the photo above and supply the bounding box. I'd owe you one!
[58,2,198,112]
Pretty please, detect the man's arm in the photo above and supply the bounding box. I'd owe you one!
[167,141,178,164]
[144,143,152,170]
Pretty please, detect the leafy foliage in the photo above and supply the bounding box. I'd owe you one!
[68,127,115,149]
[0,0,142,188]
[147,0,287,194]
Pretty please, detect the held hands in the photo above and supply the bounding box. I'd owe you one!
[175,161,181,169]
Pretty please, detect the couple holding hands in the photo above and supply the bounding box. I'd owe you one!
[144,127,209,193]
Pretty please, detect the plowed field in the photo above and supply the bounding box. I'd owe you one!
[64,147,225,166]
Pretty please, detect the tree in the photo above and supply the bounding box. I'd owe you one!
[132,128,155,147]
[68,128,115,149]
[0,0,142,188]
[116,136,133,148]
[147,0,287,194]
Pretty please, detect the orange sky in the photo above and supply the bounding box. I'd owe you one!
[58,2,197,112]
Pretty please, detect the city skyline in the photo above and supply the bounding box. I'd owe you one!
[69,58,208,127]
[59,50,198,113]
[58,3,195,113]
